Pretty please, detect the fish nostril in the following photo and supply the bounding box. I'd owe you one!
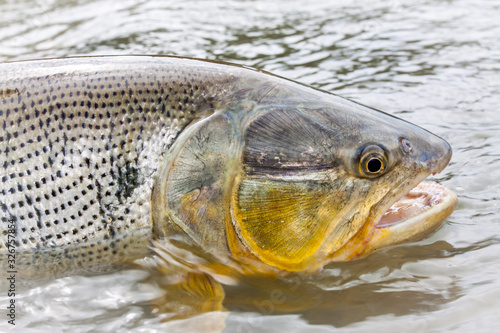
[400,138,413,154]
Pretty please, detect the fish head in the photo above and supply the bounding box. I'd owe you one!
[153,87,457,276]
[228,93,457,274]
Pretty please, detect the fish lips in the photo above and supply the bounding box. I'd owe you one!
[355,179,457,259]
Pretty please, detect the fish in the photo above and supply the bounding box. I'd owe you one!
[0,56,456,285]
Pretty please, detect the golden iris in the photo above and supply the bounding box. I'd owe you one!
[359,145,388,178]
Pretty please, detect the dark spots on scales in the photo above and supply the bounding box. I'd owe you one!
[113,161,143,204]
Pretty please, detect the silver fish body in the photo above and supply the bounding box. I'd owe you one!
[0,56,241,274]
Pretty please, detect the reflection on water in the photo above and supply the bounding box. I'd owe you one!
[1,0,500,332]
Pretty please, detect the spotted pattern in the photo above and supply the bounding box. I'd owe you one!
[0,56,236,275]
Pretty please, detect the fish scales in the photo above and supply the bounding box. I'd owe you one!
[0,56,241,274]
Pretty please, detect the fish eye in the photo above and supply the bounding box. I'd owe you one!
[358,145,388,178]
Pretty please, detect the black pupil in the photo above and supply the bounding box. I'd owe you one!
[367,158,382,173]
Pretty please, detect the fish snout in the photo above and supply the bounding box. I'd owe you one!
[416,135,452,175]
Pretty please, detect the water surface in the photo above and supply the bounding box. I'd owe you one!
[0,0,499,332]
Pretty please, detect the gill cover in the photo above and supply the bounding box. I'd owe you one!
[230,106,368,272]
[152,112,238,256]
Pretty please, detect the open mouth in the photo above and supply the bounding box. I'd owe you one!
[376,183,457,230]
[353,182,457,259]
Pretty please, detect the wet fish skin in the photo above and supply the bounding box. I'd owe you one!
[0,56,245,275]
[0,56,454,277]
